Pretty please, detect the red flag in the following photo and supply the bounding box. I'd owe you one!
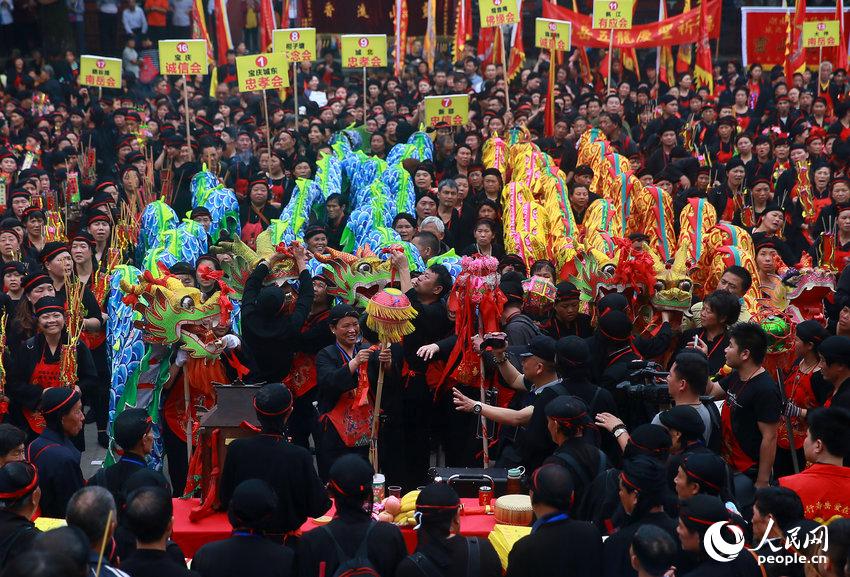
[478,27,497,66]
[675,0,693,74]
[544,47,556,136]
[259,0,276,52]
[785,0,807,83]
[506,0,525,81]
[214,0,233,65]
[622,47,640,81]
[192,0,217,95]
[694,0,713,92]
[657,0,675,87]
[394,0,408,77]
[837,0,848,70]
[452,0,472,64]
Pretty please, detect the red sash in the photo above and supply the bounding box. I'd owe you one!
[720,401,756,473]
[778,365,817,450]
[80,329,106,350]
[24,352,62,433]
[235,178,249,197]
[320,348,373,448]
[163,358,222,442]
[241,220,263,250]
[284,352,318,398]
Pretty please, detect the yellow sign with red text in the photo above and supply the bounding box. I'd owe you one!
[340,35,388,68]
[158,40,207,76]
[479,0,518,27]
[79,55,122,88]
[535,18,572,51]
[272,28,317,62]
[236,53,289,92]
[424,95,469,127]
[802,20,840,48]
[592,0,634,29]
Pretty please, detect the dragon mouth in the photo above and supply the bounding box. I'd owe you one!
[353,279,388,304]
[652,290,692,312]
[177,314,225,355]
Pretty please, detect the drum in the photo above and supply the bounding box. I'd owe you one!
[494,494,534,526]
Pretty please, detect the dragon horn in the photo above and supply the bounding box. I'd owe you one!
[315,247,358,265]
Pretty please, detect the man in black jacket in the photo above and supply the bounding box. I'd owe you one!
[88,408,153,499]
[241,244,313,383]
[192,479,294,577]
[505,463,603,577]
[0,461,41,567]
[219,383,330,537]
[296,455,407,577]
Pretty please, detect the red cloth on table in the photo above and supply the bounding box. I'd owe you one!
[171,497,498,557]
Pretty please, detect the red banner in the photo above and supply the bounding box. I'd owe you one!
[743,7,850,69]
[542,0,721,48]
[305,0,452,35]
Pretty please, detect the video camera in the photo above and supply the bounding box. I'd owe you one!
[616,360,672,406]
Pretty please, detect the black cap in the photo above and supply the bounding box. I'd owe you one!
[596,292,628,314]
[625,424,672,460]
[620,454,667,494]
[113,408,152,450]
[680,494,732,534]
[659,405,705,440]
[598,310,632,342]
[796,320,829,348]
[253,383,293,417]
[1,261,25,277]
[22,272,52,294]
[0,462,39,502]
[257,285,286,315]
[190,206,212,219]
[21,207,46,223]
[500,272,524,304]
[328,454,374,498]
[40,387,81,417]
[39,241,70,264]
[415,482,461,517]
[33,296,64,318]
[555,281,580,302]
[329,304,359,324]
[519,335,557,362]
[555,335,590,368]
[228,479,278,529]
[545,395,592,426]
[680,453,727,494]
[820,336,850,365]
[168,262,195,276]
[304,225,327,241]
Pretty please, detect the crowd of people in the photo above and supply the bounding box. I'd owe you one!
[0,6,850,576]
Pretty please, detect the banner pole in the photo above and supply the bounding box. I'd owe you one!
[607,30,614,91]
[363,66,368,119]
[183,76,191,150]
[262,89,272,154]
[293,61,299,127]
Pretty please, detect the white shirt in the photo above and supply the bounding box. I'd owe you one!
[0,0,13,26]
[170,0,192,26]
[98,0,119,15]
[122,6,148,33]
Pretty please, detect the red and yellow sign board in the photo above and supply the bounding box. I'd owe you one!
[479,0,518,27]
[424,95,469,127]
[592,0,634,30]
[340,35,388,68]
[79,55,122,88]
[272,28,317,62]
[535,18,572,51]
[158,40,207,76]
[802,20,840,48]
[236,53,289,92]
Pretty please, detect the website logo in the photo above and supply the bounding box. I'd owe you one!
[704,521,746,562]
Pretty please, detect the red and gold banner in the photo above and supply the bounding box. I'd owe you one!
[305,0,452,36]
[542,0,721,48]
[742,7,850,68]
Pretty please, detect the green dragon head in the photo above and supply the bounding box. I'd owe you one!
[209,232,299,300]
[651,240,694,313]
[120,272,226,359]
[314,246,392,307]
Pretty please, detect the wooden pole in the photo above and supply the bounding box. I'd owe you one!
[369,343,387,472]
[183,76,192,150]
[184,373,192,466]
[363,66,368,120]
[479,354,490,469]
[94,509,113,577]
[293,61,299,127]
[607,30,615,92]
[262,89,272,154]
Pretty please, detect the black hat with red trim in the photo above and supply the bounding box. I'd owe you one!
[0,462,39,505]
[22,272,52,294]
[253,383,293,420]
[39,241,70,264]
[39,386,81,418]
[679,494,733,535]
[33,296,64,318]
[415,482,461,520]
[328,454,374,498]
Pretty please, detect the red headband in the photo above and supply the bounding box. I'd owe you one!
[40,245,69,263]
[620,471,641,492]
[23,274,51,292]
[252,396,293,417]
[0,465,38,500]
[42,389,78,415]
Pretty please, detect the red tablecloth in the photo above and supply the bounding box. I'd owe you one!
[171,497,498,557]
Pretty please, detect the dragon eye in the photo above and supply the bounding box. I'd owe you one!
[601,264,616,276]
[679,280,693,292]
[181,296,195,311]
[654,281,664,292]
[356,262,373,274]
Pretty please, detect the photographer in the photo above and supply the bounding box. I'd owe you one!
[597,351,717,453]
[453,335,563,472]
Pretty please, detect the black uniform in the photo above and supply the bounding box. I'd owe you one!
[218,433,331,535]
[120,548,200,577]
[191,533,295,577]
[242,265,314,383]
[0,509,39,566]
[544,438,610,512]
[296,514,407,577]
[26,427,85,518]
[498,379,566,473]
[681,552,764,577]
[602,512,679,577]
[86,452,148,500]
[505,513,603,577]
[395,535,503,577]
[544,313,593,339]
